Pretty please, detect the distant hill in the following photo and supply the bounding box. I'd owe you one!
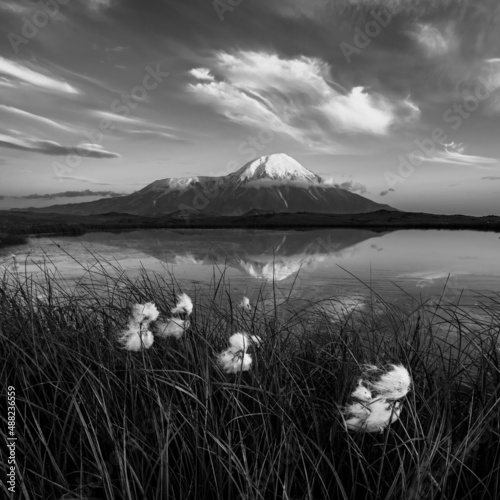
[26,154,395,216]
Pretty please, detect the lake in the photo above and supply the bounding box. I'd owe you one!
[2,228,499,314]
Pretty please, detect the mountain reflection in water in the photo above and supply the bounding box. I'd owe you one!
[66,228,384,281]
[3,228,499,309]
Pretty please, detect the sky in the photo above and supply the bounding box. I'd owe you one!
[1,0,500,215]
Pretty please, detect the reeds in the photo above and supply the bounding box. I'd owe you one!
[1,258,499,500]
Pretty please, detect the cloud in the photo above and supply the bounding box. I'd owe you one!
[94,110,146,125]
[320,177,368,194]
[0,56,79,94]
[0,132,120,158]
[482,176,500,180]
[189,68,214,81]
[0,0,32,14]
[334,180,368,195]
[108,46,130,52]
[0,105,74,132]
[409,22,459,59]
[419,142,499,170]
[380,188,395,196]
[187,51,419,153]
[123,129,188,142]
[88,0,116,13]
[7,190,123,200]
[54,175,114,185]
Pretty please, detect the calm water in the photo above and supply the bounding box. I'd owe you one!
[2,228,499,310]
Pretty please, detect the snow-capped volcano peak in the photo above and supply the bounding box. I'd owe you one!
[232,154,322,183]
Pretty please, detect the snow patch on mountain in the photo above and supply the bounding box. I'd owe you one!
[146,177,203,191]
[232,153,322,183]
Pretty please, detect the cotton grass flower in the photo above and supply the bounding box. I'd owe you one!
[171,293,193,316]
[228,332,250,351]
[364,364,411,400]
[155,318,191,339]
[118,324,154,352]
[217,332,256,373]
[217,348,253,373]
[343,364,411,433]
[239,296,251,310]
[351,379,372,401]
[345,399,402,433]
[118,302,159,351]
[155,293,193,340]
[131,302,159,324]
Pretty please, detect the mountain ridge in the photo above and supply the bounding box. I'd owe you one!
[24,153,395,216]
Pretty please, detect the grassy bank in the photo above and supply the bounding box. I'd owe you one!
[0,233,28,249]
[1,209,500,239]
[1,263,500,500]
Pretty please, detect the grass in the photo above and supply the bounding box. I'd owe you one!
[1,257,500,500]
[0,233,28,249]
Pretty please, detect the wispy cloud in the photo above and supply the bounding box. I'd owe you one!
[123,129,188,142]
[187,51,419,153]
[93,110,146,125]
[91,111,187,140]
[189,68,214,81]
[0,105,75,132]
[0,0,32,14]
[6,189,122,200]
[419,142,499,170]
[0,132,120,158]
[0,56,79,94]
[380,188,396,196]
[54,175,114,185]
[335,181,368,195]
[322,179,368,194]
[88,0,116,13]
[408,22,459,59]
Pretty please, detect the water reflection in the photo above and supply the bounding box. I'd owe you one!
[2,228,499,307]
[66,228,387,281]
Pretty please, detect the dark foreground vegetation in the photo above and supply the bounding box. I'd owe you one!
[1,260,500,499]
[0,209,500,239]
[0,233,28,249]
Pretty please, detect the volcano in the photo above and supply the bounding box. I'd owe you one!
[30,154,395,216]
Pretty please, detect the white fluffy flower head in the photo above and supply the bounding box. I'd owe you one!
[131,302,159,324]
[239,297,251,310]
[345,399,402,433]
[343,364,411,432]
[118,302,159,351]
[217,331,258,373]
[217,348,253,373]
[156,318,191,339]
[351,379,372,401]
[171,293,193,316]
[118,325,154,351]
[366,364,411,400]
[229,332,249,351]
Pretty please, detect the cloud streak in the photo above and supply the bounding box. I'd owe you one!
[0,56,79,94]
[0,132,120,158]
[0,105,75,132]
[5,189,123,200]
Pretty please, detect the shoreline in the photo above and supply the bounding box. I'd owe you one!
[1,209,500,241]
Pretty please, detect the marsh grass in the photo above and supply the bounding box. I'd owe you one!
[1,257,500,500]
